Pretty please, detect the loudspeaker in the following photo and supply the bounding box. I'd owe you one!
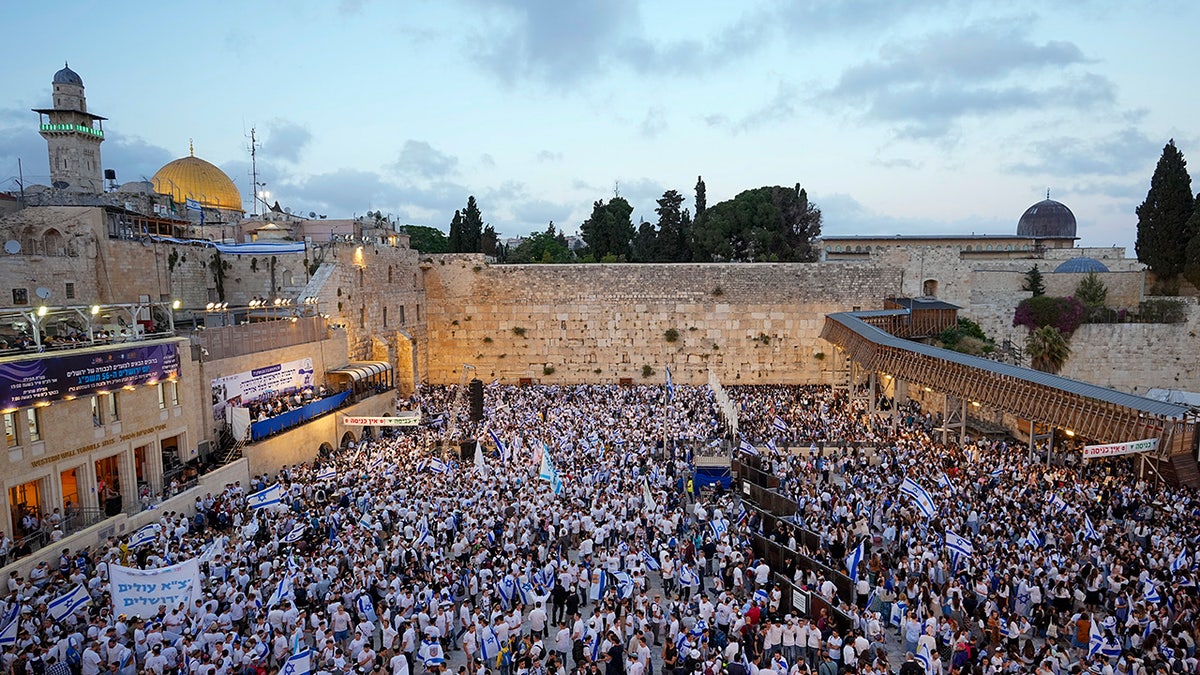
[459,438,477,462]
[469,378,484,421]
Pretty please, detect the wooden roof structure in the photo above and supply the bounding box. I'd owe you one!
[821,310,1198,458]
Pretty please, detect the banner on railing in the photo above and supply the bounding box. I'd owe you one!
[791,587,810,616]
[342,412,421,426]
[1082,437,1158,460]
[110,559,202,618]
[211,357,315,421]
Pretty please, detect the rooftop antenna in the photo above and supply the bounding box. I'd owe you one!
[1046,188,1050,200]
[247,127,260,216]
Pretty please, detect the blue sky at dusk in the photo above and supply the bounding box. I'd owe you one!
[1,0,1196,252]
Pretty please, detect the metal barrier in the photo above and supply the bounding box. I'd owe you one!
[249,390,352,440]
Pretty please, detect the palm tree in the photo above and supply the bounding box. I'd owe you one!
[1025,325,1071,373]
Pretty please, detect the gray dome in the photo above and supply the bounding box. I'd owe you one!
[1017,198,1076,239]
[53,63,83,86]
[1054,257,1109,274]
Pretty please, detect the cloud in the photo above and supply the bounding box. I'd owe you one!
[1007,127,1160,177]
[819,192,1009,236]
[827,22,1114,138]
[639,107,666,138]
[261,120,312,164]
[392,140,459,179]
[701,81,800,134]
[535,150,562,163]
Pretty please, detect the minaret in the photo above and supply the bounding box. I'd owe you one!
[32,62,106,193]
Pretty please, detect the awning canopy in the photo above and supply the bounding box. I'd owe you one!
[326,361,391,381]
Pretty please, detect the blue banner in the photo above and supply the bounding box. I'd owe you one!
[0,342,179,409]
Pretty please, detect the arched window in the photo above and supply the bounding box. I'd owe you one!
[923,279,938,297]
[855,245,862,253]
[835,245,842,252]
[43,229,64,256]
[281,269,294,286]
[864,246,872,253]
[388,266,393,283]
[965,245,972,252]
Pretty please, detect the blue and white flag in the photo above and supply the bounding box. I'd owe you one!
[1023,529,1043,549]
[845,540,865,580]
[665,366,675,402]
[640,549,660,571]
[0,604,16,630]
[989,466,1004,478]
[517,580,534,605]
[356,594,378,622]
[426,457,449,474]
[1088,616,1103,657]
[915,642,933,674]
[611,571,634,599]
[48,585,91,621]
[710,518,728,539]
[282,525,305,544]
[1172,550,1189,573]
[247,483,283,509]
[587,630,601,661]
[738,439,759,456]
[766,438,778,454]
[479,627,502,661]
[315,467,336,482]
[0,613,21,647]
[772,416,789,433]
[1144,581,1161,604]
[281,649,311,675]
[538,446,554,482]
[368,456,384,472]
[497,576,515,605]
[129,523,159,548]
[416,529,435,549]
[1047,494,1068,514]
[753,588,769,605]
[185,198,202,211]
[936,471,956,494]
[588,568,607,602]
[489,429,508,462]
[899,477,936,519]
[1083,514,1100,541]
[267,574,295,608]
[944,531,974,559]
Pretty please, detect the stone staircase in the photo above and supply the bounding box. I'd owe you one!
[1150,453,1200,488]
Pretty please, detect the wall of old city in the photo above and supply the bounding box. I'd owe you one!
[421,256,902,386]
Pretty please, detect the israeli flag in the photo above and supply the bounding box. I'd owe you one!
[1047,494,1068,514]
[772,416,789,433]
[640,549,660,571]
[989,466,1004,478]
[915,642,933,674]
[498,576,516,605]
[48,585,91,621]
[738,439,759,456]
[0,613,20,647]
[185,198,202,211]
[1023,529,1044,548]
[0,604,16,630]
[889,601,907,627]
[766,438,778,454]
[281,649,311,675]
[612,571,634,599]
[1088,617,1103,657]
[368,456,384,472]
[588,568,607,602]
[642,479,656,512]
[129,523,160,548]
[426,457,449,474]
[944,531,974,558]
[247,483,283,509]
[538,447,554,482]
[1144,581,1161,604]
[267,574,295,608]
[517,580,534,605]
[665,366,675,402]
[936,471,956,495]
[710,518,728,539]
[416,530,435,549]
[282,525,306,544]
[479,627,502,661]
[1172,550,1189,573]
[753,588,769,605]
[315,467,336,482]
[356,594,378,622]
[899,477,936,519]
[489,429,508,462]
[845,540,866,580]
[1083,514,1100,541]
[587,629,601,661]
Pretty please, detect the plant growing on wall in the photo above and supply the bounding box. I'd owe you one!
[543,365,555,376]
[1013,296,1084,336]
[512,327,527,337]
[937,318,995,355]
[664,328,679,342]
[756,333,771,345]
[209,252,232,301]
[250,257,258,273]
[642,365,655,377]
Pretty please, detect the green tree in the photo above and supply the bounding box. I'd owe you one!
[1074,271,1108,312]
[937,318,994,355]
[631,220,657,263]
[402,225,449,254]
[479,224,499,257]
[694,176,707,220]
[653,189,688,262]
[508,222,573,263]
[691,184,822,262]
[1022,265,1046,296]
[447,210,463,253]
[580,197,634,261]
[461,196,484,253]
[1025,325,1071,374]
[1184,200,1200,288]
[1136,140,1195,278]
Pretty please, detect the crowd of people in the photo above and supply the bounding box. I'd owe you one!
[1,382,1195,675]
[248,385,334,423]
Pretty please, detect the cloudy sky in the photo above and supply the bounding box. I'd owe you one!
[1,0,1196,251]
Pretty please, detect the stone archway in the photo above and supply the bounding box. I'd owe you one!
[340,431,356,448]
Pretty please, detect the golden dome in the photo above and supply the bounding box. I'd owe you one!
[152,150,243,212]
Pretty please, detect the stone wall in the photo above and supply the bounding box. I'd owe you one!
[422,257,902,385]
[1059,301,1200,395]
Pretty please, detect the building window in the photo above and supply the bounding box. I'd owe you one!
[12,289,27,306]
[923,279,939,297]
[383,306,388,328]
[359,306,365,329]
[399,306,406,325]
[91,396,101,426]
[388,266,393,283]
[103,392,119,421]
[25,409,40,442]
[3,411,16,446]
[65,282,76,299]
[168,380,179,406]
[157,383,167,409]
[416,305,420,322]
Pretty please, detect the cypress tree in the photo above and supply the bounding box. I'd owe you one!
[1136,140,1195,277]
